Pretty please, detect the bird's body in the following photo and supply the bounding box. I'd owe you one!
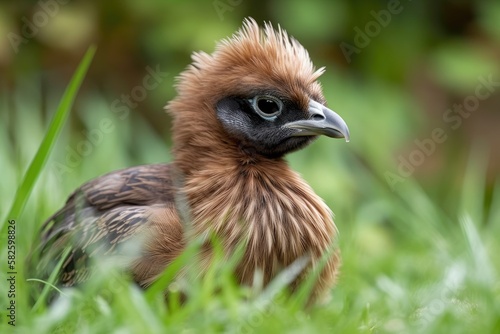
[34,18,349,303]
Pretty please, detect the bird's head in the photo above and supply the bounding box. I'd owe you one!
[168,18,349,160]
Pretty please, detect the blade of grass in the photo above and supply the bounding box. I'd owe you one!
[26,278,67,297]
[31,246,73,311]
[486,180,500,229]
[460,214,495,285]
[255,256,310,308]
[289,240,339,310]
[1,45,96,231]
[144,237,204,300]
[460,142,489,224]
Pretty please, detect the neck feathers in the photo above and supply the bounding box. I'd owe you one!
[176,154,337,284]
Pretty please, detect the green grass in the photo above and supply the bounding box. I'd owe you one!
[1,51,500,334]
[1,46,96,232]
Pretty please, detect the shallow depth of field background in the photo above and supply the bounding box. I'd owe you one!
[1,0,499,333]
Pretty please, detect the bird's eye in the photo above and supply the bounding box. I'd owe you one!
[250,95,283,120]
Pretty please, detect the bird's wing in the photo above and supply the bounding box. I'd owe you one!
[34,163,180,286]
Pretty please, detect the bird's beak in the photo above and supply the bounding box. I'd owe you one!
[284,100,350,142]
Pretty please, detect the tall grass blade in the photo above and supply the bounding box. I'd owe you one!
[460,142,489,224]
[1,46,96,231]
[460,214,495,285]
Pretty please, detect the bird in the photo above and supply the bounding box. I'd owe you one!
[33,18,350,304]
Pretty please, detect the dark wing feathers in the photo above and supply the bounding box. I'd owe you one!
[36,163,177,286]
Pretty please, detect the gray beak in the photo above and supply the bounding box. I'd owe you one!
[284,99,350,142]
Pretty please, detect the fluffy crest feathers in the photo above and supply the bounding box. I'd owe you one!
[220,17,325,82]
[169,18,326,111]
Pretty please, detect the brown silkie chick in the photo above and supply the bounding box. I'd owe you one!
[34,18,350,304]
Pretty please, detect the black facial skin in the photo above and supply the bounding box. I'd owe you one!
[216,94,317,159]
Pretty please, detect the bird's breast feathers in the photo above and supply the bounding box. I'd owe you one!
[176,160,337,273]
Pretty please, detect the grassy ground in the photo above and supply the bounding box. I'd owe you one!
[1,49,499,334]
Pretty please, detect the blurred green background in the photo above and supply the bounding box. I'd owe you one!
[1,0,500,332]
[2,0,499,207]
